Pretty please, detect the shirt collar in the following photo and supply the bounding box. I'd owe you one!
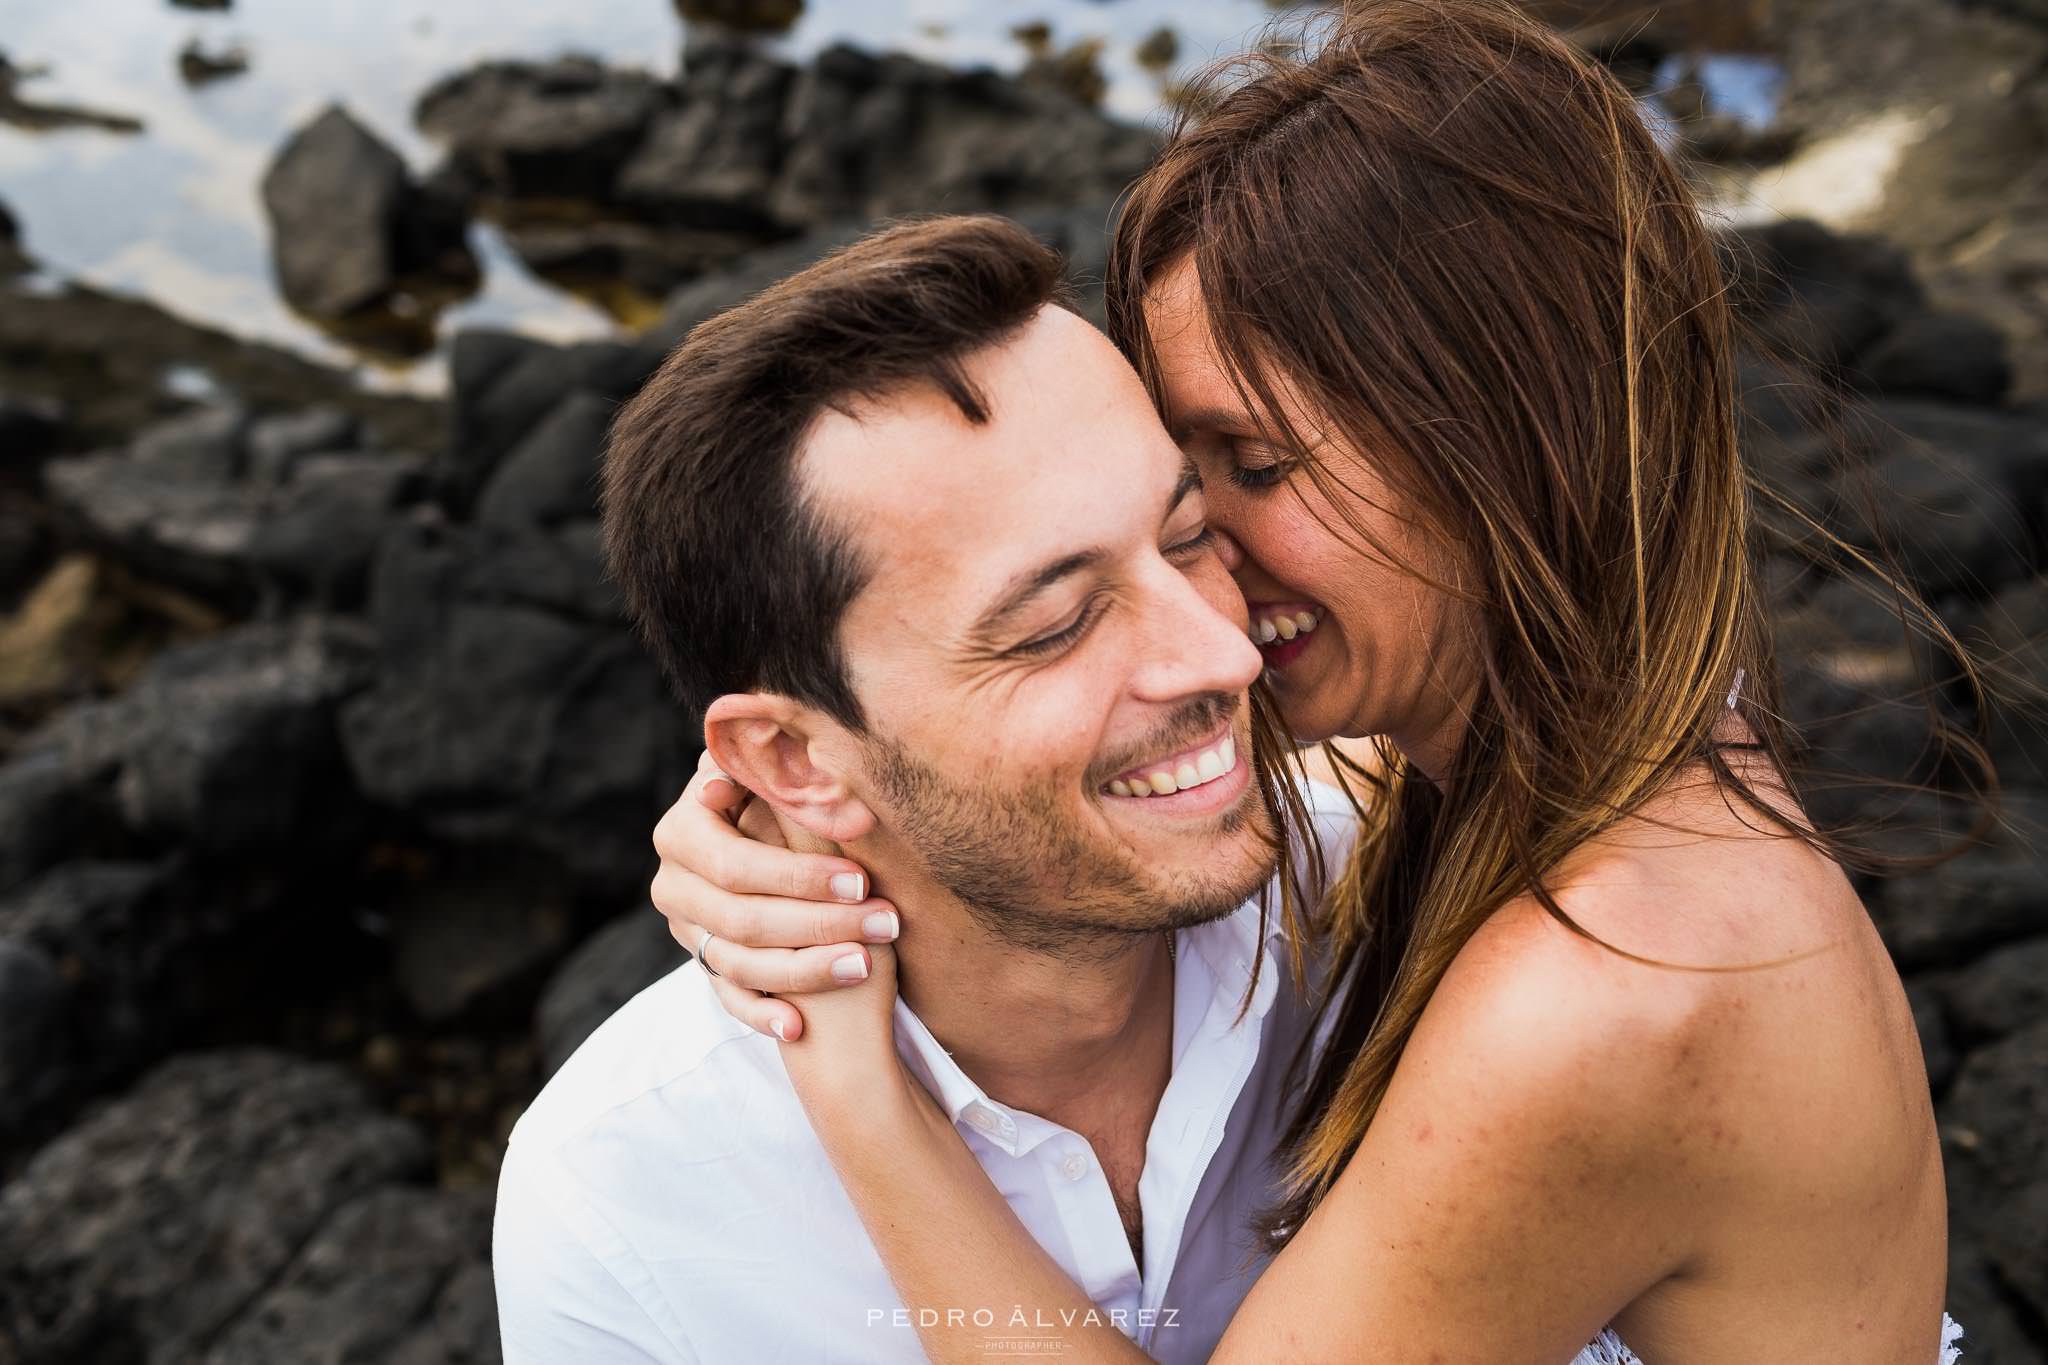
[890,893,1290,1157]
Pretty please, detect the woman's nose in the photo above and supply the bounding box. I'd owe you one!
[1211,527,1247,572]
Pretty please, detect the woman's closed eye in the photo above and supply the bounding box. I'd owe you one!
[1225,441,1294,492]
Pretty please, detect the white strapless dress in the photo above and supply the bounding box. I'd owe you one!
[1570,1313,1963,1364]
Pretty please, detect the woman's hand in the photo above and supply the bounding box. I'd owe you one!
[650,750,899,1042]
[775,939,935,1133]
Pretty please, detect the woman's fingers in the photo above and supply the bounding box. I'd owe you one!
[688,749,749,816]
[651,862,898,948]
[653,783,872,904]
[708,974,807,1043]
[693,935,875,995]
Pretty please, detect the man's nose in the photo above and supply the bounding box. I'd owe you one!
[1126,562,1264,705]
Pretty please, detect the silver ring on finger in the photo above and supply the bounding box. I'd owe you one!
[694,926,722,978]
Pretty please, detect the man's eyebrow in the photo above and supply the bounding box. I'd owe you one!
[967,464,1202,648]
[969,548,1109,646]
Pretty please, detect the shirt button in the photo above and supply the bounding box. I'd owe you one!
[1060,1151,1088,1181]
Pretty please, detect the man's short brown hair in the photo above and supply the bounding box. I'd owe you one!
[600,214,1074,729]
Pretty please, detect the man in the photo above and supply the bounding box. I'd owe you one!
[493,215,1343,1363]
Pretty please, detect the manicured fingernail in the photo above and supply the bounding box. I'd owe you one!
[862,909,899,941]
[831,952,869,982]
[768,1019,787,1041]
[830,872,865,902]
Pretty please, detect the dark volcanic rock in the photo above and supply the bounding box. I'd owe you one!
[1942,1019,2048,1325]
[1774,577,1962,826]
[43,449,263,601]
[643,222,870,351]
[0,390,64,461]
[416,41,1155,295]
[0,742,124,894]
[1970,574,2048,789]
[1873,835,2048,970]
[129,402,250,480]
[1826,401,2047,597]
[536,906,680,1075]
[200,1186,499,1365]
[415,56,671,203]
[1861,311,2015,407]
[261,105,477,321]
[474,388,617,528]
[442,332,656,514]
[0,860,179,1146]
[390,868,575,1025]
[1937,936,2048,1043]
[246,403,360,486]
[617,39,793,230]
[1729,219,1925,374]
[247,451,430,607]
[770,44,1158,229]
[340,518,688,894]
[0,1050,429,1363]
[44,406,431,608]
[100,615,377,852]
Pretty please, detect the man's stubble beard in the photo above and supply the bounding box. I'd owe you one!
[864,721,1277,965]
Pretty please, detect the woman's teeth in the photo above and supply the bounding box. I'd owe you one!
[1252,609,1320,645]
[1107,734,1237,799]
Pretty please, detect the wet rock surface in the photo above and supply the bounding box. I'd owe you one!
[411,36,1158,299]
[261,105,479,328]
[0,1050,440,1363]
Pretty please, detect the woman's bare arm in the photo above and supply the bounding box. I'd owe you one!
[778,897,1701,1364]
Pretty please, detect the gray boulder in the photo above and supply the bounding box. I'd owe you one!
[0,860,178,1147]
[1825,401,2044,598]
[340,518,689,894]
[1942,1019,2048,1325]
[474,388,616,528]
[1861,312,2014,407]
[1874,839,2048,971]
[101,615,378,852]
[200,1186,499,1365]
[129,402,251,481]
[536,907,681,1075]
[246,403,361,485]
[617,39,794,230]
[43,449,265,602]
[1935,935,2048,1044]
[0,1050,429,1362]
[247,451,430,606]
[442,332,656,514]
[261,105,477,321]
[415,56,670,203]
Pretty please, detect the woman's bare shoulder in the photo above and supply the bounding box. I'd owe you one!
[1405,787,1916,1200]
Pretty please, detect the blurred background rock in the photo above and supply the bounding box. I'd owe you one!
[1,0,2045,1360]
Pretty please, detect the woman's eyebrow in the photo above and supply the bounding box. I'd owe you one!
[1167,404,1254,443]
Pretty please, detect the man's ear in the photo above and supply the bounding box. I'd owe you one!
[702,694,878,846]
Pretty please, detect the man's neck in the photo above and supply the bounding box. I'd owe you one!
[883,869,1178,1133]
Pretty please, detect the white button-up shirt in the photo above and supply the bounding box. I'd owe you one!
[495,789,1350,1364]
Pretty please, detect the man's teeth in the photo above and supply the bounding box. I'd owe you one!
[1107,734,1237,799]
[1252,609,1320,645]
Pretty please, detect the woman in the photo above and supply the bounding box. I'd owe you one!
[645,2,1966,1359]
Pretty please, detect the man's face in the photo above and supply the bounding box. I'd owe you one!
[801,306,1276,956]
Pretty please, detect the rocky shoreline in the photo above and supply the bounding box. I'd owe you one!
[2,10,2046,1362]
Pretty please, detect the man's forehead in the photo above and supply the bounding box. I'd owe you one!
[796,311,1166,610]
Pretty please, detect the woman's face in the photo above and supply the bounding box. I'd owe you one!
[1141,258,1476,774]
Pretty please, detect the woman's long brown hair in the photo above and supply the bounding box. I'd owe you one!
[1106,0,1994,1250]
